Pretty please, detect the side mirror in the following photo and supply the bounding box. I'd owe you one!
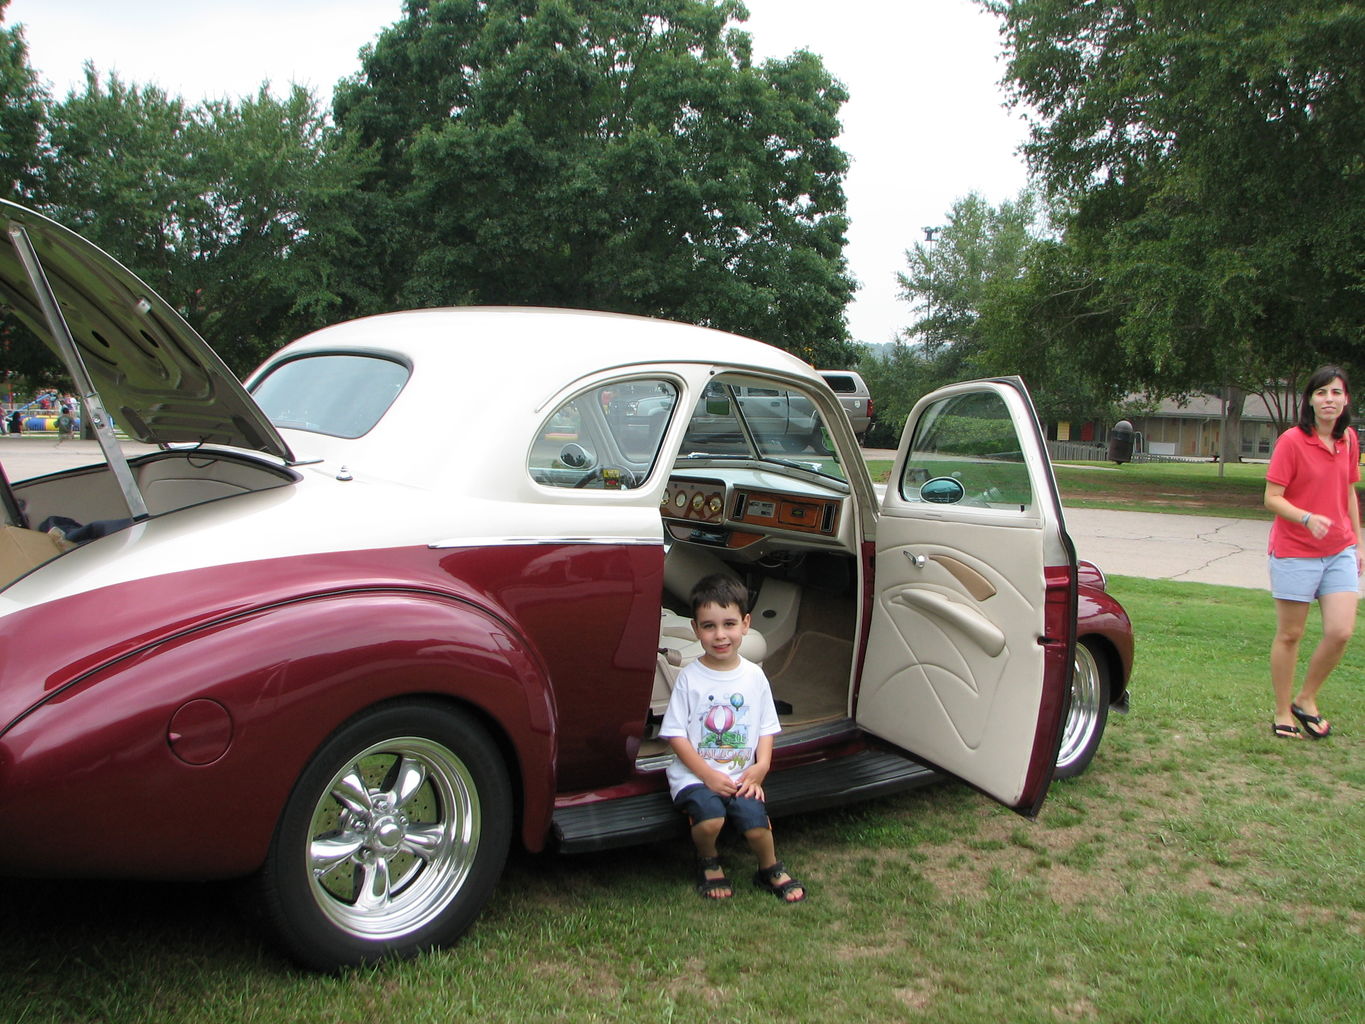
[559,442,596,470]
[919,476,966,505]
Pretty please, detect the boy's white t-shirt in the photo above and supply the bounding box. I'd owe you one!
[658,657,782,800]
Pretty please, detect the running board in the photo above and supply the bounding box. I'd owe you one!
[551,747,942,854]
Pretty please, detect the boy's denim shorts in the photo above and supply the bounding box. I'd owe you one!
[1268,546,1360,602]
[674,784,770,833]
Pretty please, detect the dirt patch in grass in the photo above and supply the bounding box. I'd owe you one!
[841,721,1365,920]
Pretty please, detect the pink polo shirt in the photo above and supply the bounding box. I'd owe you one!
[1266,425,1360,558]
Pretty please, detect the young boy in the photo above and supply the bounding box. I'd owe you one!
[658,573,806,902]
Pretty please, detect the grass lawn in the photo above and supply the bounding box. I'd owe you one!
[866,457,1287,520]
[4,578,1364,1022]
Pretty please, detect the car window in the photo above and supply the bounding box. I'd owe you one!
[529,378,678,489]
[251,355,409,438]
[900,390,1033,511]
[822,374,856,393]
[678,375,845,481]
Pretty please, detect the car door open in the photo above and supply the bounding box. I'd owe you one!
[857,378,1076,815]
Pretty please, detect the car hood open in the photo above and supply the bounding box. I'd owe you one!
[0,200,291,461]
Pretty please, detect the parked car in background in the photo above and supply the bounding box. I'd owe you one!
[644,379,828,453]
[0,200,1132,971]
[818,369,873,443]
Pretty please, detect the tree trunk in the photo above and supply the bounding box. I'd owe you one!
[1221,386,1245,465]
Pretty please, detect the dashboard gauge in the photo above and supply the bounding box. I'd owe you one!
[660,491,671,508]
[674,492,688,510]
[691,493,705,512]
[708,495,723,515]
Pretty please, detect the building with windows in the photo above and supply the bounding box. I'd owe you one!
[1053,391,1291,461]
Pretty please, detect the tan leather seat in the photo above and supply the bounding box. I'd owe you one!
[650,609,767,717]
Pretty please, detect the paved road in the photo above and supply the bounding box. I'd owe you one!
[1064,506,1264,590]
[2,437,1268,590]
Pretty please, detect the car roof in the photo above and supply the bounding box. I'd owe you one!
[255,307,827,488]
[269,306,820,404]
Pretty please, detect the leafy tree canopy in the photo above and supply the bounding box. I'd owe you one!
[0,0,44,199]
[899,191,1039,360]
[333,0,857,366]
[17,68,368,376]
[981,0,1365,399]
[884,190,1121,439]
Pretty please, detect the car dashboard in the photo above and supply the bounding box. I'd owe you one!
[660,465,852,562]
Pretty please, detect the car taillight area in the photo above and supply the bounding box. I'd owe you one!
[1044,562,1078,647]
[1016,562,1079,814]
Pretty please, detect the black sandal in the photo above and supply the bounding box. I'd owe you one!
[695,856,733,899]
[1291,704,1332,739]
[1271,722,1302,739]
[753,860,806,903]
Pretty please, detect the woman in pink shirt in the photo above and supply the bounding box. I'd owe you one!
[1264,366,1361,739]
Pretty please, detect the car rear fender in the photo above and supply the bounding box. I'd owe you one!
[0,589,558,879]
[1076,585,1135,696]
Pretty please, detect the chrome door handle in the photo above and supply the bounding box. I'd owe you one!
[904,551,928,569]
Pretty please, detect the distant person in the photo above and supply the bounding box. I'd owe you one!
[56,407,77,444]
[6,411,21,436]
[1265,365,1361,739]
[658,573,806,902]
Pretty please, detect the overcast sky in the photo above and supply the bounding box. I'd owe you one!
[6,0,1031,347]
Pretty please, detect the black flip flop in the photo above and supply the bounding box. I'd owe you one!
[1291,704,1331,739]
[1272,722,1302,739]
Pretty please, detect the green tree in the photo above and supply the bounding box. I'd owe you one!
[858,340,946,448]
[33,71,366,375]
[39,69,200,284]
[888,190,1120,432]
[183,87,375,371]
[982,0,1365,424]
[333,0,856,365]
[0,1,50,384]
[898,190,1039,366]
[0,0,44,198]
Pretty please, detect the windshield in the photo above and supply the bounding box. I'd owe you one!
[677,378,845,481]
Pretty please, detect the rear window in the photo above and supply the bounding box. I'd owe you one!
[251,355,409,438]
[822,374,857,393]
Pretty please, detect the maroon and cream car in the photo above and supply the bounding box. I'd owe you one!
[0,200,1132,970]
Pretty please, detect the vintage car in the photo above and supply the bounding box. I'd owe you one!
[0,200,1132,971]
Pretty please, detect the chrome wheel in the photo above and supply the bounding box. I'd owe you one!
[307,737,482,940]
[259,704,510,970]
[1054,638,1109,779]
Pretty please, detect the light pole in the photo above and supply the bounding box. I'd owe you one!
[921,226,939,348]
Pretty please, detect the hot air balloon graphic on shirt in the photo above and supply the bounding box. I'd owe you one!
[700,693,750,768]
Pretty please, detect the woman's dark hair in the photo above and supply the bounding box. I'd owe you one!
[1297,365,1353,439]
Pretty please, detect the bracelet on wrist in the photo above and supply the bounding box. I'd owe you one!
[1302,512,1313,526]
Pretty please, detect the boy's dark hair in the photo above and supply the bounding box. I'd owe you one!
[689,573,749,617]
[1297,365,1353,439]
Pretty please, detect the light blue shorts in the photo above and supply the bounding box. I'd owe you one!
[1268,546,1360,602]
